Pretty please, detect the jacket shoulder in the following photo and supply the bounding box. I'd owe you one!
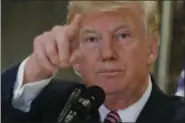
[168,95,185,107]
[168,96,185,123]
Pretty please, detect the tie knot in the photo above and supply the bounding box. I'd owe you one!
[104,111,121,123]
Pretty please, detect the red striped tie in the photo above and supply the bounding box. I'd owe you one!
[104,111,121,123]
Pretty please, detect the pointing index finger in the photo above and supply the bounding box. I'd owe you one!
[68,14,82,38]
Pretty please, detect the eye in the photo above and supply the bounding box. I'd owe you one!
[85,36,100,43]
[117,33,130,40]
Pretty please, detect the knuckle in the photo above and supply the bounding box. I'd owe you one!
[34,36,40,43]
[42,31,50,37]
[33,35,44,45]
[47,46,56,56]
[52,25,62,32]
[52,25,68,36]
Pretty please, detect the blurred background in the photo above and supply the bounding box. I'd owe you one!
[2,0,185,95]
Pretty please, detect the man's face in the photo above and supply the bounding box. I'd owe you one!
[75,5,158,95]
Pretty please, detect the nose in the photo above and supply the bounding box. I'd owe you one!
[99,38,118,61]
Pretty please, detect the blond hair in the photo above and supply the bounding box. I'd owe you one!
[67,1,160,34]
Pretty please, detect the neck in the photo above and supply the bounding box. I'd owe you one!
[104,76,149,111]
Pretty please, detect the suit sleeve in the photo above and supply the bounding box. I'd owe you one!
[12,57,52,112]
[1,63,43,122]
[2,63,25,122]
[171,98,185,123]
[1,62,82,123]
[1,63,20,107]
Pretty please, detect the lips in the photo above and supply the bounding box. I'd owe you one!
[97,69,124,77]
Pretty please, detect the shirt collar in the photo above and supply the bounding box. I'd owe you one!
[98,75,152,122]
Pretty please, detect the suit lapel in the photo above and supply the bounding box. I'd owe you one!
[85,109,100,123]
[77,109,100,123]
[136,76,173,123]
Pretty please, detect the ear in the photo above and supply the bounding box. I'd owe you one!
[148,33,160,65]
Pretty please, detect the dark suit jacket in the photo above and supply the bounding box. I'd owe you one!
[2,63,185,123]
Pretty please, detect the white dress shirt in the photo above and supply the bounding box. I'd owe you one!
[99,77,152,122]
[12,58,152,122]
[13,57,52,112]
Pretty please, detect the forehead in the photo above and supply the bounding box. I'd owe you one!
[80,6,145,33]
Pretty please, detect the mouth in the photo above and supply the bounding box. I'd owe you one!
[97,69,124,77]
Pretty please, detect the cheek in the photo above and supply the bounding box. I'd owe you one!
[119,41,148,71]
[78,50,100,86]
[79,48,99,72]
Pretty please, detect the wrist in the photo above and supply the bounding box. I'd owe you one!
[23,57,53,84]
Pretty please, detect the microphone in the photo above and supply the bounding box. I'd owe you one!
[57,88,83,123]
[62,86,105,123]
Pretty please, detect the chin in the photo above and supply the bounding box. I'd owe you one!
[90,82,124,95]
[85,77,126,94]
[103,86,123,95]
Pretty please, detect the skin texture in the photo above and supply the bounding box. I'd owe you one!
[24,4,159,110]
[75,6,159,110]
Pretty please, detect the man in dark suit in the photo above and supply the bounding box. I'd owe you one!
[2,1,185,123]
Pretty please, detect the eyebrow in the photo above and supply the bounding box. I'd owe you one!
[80,28,101,36]
[111,23,132,32]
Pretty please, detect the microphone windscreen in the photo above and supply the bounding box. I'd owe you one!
[83,86,105,109]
